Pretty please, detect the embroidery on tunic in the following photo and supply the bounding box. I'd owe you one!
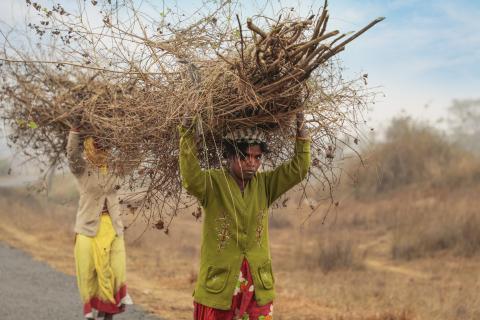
[215,210,231,251]
[255,209,267,246]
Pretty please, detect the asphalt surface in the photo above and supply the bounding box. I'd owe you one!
[0,241,161,320]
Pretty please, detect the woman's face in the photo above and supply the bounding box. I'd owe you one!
[228,144,263,182]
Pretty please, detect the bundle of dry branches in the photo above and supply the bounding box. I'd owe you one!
[0,0,383,232]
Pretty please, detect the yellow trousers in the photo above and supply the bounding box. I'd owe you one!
[74,215,131,318]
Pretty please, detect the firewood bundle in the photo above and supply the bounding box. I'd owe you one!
[0,0,383,231]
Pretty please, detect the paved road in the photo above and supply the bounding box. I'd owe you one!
[0,242,161,320]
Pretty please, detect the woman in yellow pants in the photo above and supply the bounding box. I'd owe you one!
[67,128,132,320]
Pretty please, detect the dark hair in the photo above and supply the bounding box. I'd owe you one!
[223,139,269,159]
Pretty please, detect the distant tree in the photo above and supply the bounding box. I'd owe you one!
[448,99,480,154]
[348,116,469,197]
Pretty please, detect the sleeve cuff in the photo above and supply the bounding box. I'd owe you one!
[295,138,311,153]
[178,125,194,138]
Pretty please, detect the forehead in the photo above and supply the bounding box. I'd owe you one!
[244,145,262,155]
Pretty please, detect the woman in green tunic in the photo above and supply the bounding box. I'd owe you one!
[179,113,310,320]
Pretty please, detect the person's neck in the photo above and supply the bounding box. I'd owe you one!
[228,169,247,192]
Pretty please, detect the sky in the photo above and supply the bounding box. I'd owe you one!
[1,0,479,157]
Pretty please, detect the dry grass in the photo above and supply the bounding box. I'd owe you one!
[343,117,480,261]
[285,192,480,319]
[390,191,480,260]
[334,311,416,320]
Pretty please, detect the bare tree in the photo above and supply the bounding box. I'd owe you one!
[448,99,480,155]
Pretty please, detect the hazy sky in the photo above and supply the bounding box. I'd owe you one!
[1,0,479,155]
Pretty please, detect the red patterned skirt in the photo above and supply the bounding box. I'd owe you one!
[194,259,273,320]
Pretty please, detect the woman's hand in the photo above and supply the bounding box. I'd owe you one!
[296,112,308,139]
[65,117,82,132]
[181,115,194,130]
[70,120,82,132]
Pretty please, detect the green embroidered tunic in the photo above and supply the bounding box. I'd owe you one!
[179,126,311,310]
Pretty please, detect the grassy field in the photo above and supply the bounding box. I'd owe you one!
[1,118,479,319]
[0,177,479,320]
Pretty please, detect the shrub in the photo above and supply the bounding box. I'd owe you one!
[308,231,364,273]
[317,238,357,272]
[347,116,480,198]
[269,212,292,229]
